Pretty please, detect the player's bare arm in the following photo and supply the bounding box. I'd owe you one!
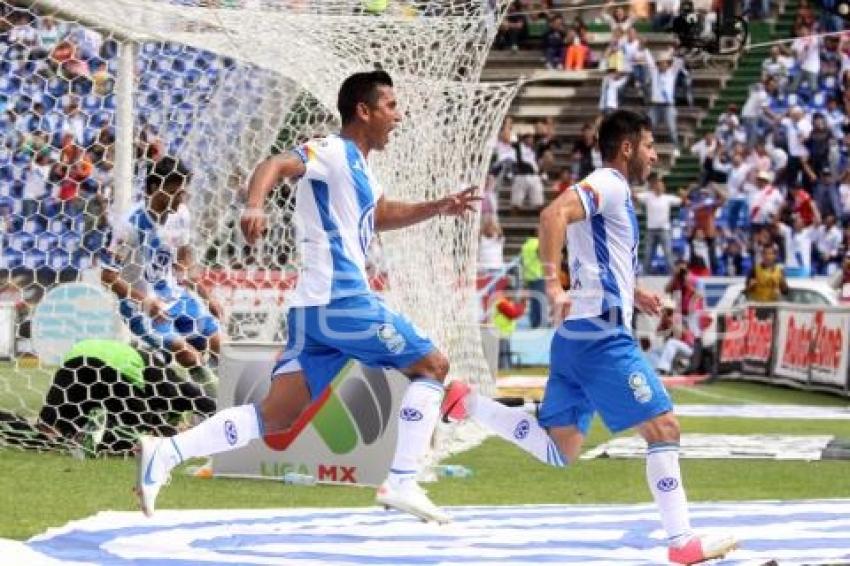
[100,269,167,321]
[175,246,224,319]
[539,187,586,322]
[241,152,306,245]
[374,187,479,231]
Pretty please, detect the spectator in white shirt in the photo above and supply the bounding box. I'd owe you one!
[622,28,647,99]
[478,219,505,275]
[782,105,812,188]
[790,25,821,93]
[749,170,785,229]
[22,152,52,218]
[635,173,681,274]
[8,12,39,49]
[748,142,774,173]
[838,169,850,225]
[599,67,629,115]
[652,0,680,31]
[824,96,847,140]
[715,105,748,148]
[602,3,635,33]
[787,214,815,276]
[510,132,544,212]
[690,131,719,186]
[726,151,754,232]
[62,99,86,145]
[816,214,843,274]
[761,46,791,89]
[742,78,780,148]
[492,118,516,186]
[645,49,682,154]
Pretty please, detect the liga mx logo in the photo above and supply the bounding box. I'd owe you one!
[234,362,395,455]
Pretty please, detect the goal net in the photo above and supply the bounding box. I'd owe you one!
[0,0,518,458]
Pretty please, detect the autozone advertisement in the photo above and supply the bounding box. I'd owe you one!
[774,309,850,389]
[716,307,776,376]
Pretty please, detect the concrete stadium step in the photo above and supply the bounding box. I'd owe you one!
[511,104,705,127]
[518,85,718,107]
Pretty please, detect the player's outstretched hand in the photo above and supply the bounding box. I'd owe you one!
[635,287,662,316]
[546,281,571,324]
[439,187,481,217]
[241,206,266,246]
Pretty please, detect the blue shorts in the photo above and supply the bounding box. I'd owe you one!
[119,291,220,352]
[272,294,436,399]
[538,313,673,435]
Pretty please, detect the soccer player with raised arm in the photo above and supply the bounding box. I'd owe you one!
[134,71,478,524]
[441,111,738,564]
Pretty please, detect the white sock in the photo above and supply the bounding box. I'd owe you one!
[469,393,566,467]
[646,442,692,546]
[388,378,443,486]
[157,404,262,475]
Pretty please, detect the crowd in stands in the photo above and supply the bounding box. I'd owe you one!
[0,6,231,275]
[483,0,850,280]
[673,1,850,283]
[0,9,119,272]
[480,0,850,369]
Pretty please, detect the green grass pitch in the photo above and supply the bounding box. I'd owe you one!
[1,377,849,540]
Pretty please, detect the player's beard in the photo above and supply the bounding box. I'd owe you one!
[627,154,648,185]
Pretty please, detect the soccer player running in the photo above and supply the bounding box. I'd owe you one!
[135,71,478,523]
[442,111,737,564]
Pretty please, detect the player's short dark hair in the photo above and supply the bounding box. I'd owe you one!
[597,109,652,162]
[337,71,394,125]
[145,156,190,195]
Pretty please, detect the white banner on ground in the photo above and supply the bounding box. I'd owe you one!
[675,404,850,420]
[214,343,409,487]
[581,434,834,461]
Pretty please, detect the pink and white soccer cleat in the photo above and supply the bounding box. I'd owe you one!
[668,533,738,565]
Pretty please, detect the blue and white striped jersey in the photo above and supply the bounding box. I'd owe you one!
[289,135,383,307]
[101,203,191,307]
[567,167,640,323]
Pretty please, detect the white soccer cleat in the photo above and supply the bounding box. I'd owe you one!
[134,435,169,518]
[376,479,452,524]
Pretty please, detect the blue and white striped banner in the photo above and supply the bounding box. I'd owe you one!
[9,500,850,565]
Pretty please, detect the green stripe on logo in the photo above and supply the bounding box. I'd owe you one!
[311,361,359,454]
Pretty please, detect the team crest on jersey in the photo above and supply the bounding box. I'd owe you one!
[628,372,653,404]
[143,248,172,284]
[377,323,405,354]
